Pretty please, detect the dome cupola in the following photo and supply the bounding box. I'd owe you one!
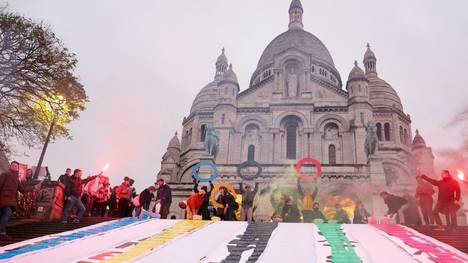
[289,0,304,30]
[215,48,228,79]
[412,129,427,150]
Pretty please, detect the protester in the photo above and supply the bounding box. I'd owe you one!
[194,180,214,220]
[297,179,318,223]
[353,201,370,224]
[116,177,131,218]
[216,194,225,220]
[108,186,119,217]
[61,169,96,223]
[419,170,461,230]
[155,178,172,219]
[281,196,301,223]
[0,161,41,238]
[58,168,72,185]
[239,182,259,222]
[16,168,39,218]
[139,186,157,211]
[310,202,327,223]
[186,190,206,220]
[127,178,137,217]
[403,193,422,225]
[220,186,237,221]
[380,191,409,224]
[415,175,435,225]
[333,203,351,224]
[91,179,110,217]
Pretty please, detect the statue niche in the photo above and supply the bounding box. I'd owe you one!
[284,63,300,97]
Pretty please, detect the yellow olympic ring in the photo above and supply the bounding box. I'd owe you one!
[210,183,237,208]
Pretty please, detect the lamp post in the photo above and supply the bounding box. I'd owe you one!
[33,97,65,180]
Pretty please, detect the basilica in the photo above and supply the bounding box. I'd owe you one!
[157,0,435,220]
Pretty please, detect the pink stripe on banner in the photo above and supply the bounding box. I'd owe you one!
[372,224,468,262]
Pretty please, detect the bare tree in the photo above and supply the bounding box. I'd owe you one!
[0,10,87,155]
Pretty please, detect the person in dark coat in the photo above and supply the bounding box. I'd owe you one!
[155,179,172,219]
[334,203,351,224]
[108,186,118,217]
[310,202,327,223]
[133,186,156,217]
[58,168,72,185]
[419,170,461,230]
[0,161,41,238]
[61,169,96,223]
[194,180,214,220]
[220,187,237,221]
[281,196,301,223]
[353,201,370,224]
[380,191,409,224]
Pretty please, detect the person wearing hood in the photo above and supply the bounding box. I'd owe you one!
[419,170,461,230]
[0,161,41,238]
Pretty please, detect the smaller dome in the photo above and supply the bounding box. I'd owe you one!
[191,81,219,113]
[347,60,366,81]
[412,129,426,149]
[168,132,180,149]
[364,43,376,61]
[368,75,403,111]
[216,48,228,65]
[289,0,303,11]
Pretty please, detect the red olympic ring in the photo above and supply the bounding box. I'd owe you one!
[295,158,322,182]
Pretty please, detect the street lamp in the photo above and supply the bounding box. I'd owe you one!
[33,96,66,180]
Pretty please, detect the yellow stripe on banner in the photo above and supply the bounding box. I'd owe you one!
[102,220,211,263]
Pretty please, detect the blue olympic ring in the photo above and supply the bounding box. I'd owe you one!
[192,161,219,182]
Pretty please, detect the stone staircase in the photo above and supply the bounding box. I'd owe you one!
[0,217,116,247]
[409,225,468,254]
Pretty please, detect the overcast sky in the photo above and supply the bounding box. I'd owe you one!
[8,0,468,190]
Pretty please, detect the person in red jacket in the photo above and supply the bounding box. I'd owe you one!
[419,170,461,230]
[186,190,206,220]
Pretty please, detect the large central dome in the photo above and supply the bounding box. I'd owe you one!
[249,0,341,88]
[257,29,336,70]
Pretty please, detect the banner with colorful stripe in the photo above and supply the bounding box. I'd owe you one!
[1,219,467,263]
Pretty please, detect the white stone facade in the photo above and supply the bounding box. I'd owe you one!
[157,0,434,220]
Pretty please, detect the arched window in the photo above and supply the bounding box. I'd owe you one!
[404,129,408,145]
[286,122,298,160]
[329,144,336,165]
[221,114,225,124]
[247,145,255,161]
[399,126,404,144]
[324,122,339,139]
[200,124,206,142]
[384,123,391,141]
[376,123,382,141]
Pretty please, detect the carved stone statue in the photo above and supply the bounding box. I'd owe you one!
[204,124,220,159]
[286,66,298,97]
[364,121,378,157]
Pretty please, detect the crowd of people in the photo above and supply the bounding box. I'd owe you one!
[0,160,464,238]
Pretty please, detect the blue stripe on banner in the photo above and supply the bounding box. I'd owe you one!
[0,217,146,260]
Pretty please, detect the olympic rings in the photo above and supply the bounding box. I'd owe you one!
[295,157,322,182]
[210,183,237,208]
[192,161,219,182]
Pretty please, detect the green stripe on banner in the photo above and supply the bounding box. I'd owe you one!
[315,223,362,263]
